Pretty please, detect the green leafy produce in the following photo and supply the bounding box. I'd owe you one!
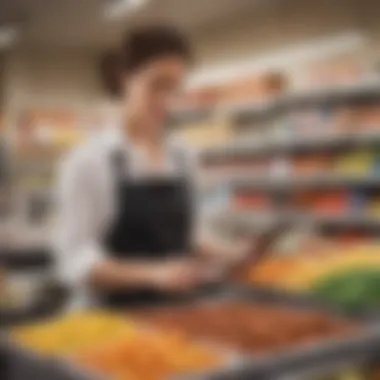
[312,268,380,312]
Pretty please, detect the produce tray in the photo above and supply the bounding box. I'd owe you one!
[135,285,380,380]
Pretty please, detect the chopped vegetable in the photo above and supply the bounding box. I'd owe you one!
[312,268,380,312]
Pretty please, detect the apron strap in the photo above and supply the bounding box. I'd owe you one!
[170,146,192,179]
[110,150,129,183]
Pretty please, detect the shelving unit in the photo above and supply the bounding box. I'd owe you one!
[171,78,380,128]
[204,131,380,161]
[173,73,380,239]
[214,210,380,233]
[218,77,380,121]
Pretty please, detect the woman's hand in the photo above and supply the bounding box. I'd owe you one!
[150,259,207,292]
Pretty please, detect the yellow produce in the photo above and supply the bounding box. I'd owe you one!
[13,310,137,355]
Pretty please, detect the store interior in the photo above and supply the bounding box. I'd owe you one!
[2,0,380,379]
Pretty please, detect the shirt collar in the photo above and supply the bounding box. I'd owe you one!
[100,122,180,160]
[102,124,130,151]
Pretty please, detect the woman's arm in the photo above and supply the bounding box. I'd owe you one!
[89,258,202,292]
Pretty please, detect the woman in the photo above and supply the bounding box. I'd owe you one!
[55,25,250,308]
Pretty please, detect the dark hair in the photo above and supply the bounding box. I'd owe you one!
[121,25,192,72]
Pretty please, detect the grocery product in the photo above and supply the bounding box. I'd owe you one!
[138,301,357,355]
[333,150,374,176]
[292,154,332,176]
[294,190,351,216]
[312,268,380,312]
[367,197,380,219]
[350,105,380,132]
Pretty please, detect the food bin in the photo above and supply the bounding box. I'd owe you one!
[12,309,231,380]
[130,285,380,380]
[10,285,380,380]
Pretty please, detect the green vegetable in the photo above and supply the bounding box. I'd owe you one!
[311,268,380,312]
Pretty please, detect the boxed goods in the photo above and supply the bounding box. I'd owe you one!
[350,106,380,132]
[294,190,351,216]
[367,197,380,219]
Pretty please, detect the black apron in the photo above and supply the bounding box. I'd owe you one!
[101,149,193,307]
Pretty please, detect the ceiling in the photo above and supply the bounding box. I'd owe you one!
[0,0,264,50]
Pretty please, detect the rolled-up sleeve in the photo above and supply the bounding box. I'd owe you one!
[54,151,104,288]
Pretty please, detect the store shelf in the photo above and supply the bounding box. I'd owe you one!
[286,78,380,107]
[215,210,380,232]
[312,215,380,229]
[203,131,380,161]
[218,79,380,122]
[217,96,284,120]
[171,79,380,128]
[229,175,380,191]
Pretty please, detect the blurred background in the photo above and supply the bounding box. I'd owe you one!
[3,0,380,379]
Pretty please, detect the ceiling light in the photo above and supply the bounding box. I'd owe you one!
[104,0,149,20]
[0,25,19,49]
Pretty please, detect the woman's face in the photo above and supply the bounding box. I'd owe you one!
[122,56,187,131]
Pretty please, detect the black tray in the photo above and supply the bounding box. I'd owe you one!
[149,285,380,380]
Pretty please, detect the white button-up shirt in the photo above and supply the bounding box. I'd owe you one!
[53,127,206,293]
